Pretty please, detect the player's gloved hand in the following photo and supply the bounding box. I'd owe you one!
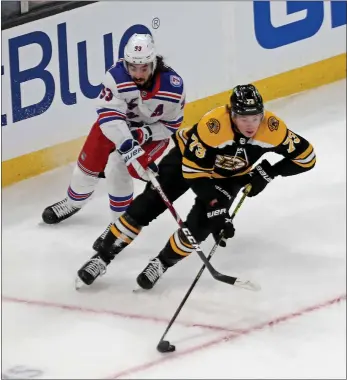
[199,184,234,246]
[245,159,277,197]
[212,219,235,247]
[118,139,158,181]
[131,126,153,145]
[206,200,235,244]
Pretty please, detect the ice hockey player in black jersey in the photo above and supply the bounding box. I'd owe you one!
[75,84,316,290]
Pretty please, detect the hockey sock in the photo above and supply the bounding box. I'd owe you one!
[158,228,194,267]
[67,186,93,206]
[100,213,142,260]
[109,193,133,220]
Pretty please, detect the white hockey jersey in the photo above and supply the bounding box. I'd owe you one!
[95,60,186,147]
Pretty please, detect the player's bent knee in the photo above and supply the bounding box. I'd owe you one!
[127,186,168,227]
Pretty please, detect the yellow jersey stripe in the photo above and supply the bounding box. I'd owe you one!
[182,129,189,140]
[176,132,186,154]
[183,172,211,179]
[182,157,213,171]
[293,157,316,168]
[294,144,313,160]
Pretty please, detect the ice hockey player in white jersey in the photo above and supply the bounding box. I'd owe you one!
[42,33,185,249]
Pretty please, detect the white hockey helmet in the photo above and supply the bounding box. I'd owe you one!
[123,34,157,73]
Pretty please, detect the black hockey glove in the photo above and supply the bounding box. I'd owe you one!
[211,220,235,247]
[190,180,236,245]
[245,160,277,197]
[206,200,235,243]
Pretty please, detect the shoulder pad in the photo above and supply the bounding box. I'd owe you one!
[197,106,234,148]
[159,71,184,96]
[108,60,138,93]
[252,111,288,147]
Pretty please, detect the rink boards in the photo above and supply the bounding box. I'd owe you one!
[1,1,346,186]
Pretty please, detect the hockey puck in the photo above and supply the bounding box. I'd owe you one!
[157,340,176,353]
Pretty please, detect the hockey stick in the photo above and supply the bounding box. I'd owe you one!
[156,184,259,353]
[147,171,259,291]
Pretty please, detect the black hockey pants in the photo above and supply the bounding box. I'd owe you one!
[126,145,246,243]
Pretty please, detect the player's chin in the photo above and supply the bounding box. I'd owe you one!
[134,79,145,85]
[244,131,256,138]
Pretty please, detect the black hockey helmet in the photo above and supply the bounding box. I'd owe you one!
[230,84,264,116]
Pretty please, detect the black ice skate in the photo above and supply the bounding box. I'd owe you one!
[75,253,109,289]
[92,223,111,251]
[137,257,168,290]
[42,197,81,224]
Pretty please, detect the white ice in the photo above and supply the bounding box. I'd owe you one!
[1,80,346,379]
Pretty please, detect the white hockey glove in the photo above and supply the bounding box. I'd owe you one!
[117,139,158,181]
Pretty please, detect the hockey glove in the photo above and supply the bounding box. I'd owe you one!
[118,139,158,181]
[131,126,153,146]
[206,200,235,241]
[245,159,277,197]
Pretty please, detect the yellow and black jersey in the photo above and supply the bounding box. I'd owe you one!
[174,105,316,181]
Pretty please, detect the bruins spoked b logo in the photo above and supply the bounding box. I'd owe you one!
[215,155,247,171]
[268,116,279,132]
[206,118,220,134]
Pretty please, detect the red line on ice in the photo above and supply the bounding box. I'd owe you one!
[2,295,234,333]
[3,294,345,379]
[105,294,346,379]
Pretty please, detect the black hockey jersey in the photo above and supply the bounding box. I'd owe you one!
[174,105,316,181]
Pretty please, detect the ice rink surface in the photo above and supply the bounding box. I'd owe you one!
[2,80,346,379]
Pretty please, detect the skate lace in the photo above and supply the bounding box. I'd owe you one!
[144,258,165,283]
[84,258,107,277]
[52,198,77,218]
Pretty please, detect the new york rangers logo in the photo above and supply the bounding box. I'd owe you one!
[170,75,182,87]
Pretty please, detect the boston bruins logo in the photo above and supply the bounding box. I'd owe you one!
[206,118,220,134]
[215,155,247,171]
[268,116,279,132]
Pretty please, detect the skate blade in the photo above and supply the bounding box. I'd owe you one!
[132,287,148,294]
[234,279,261,292]
[75,277,85,290]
